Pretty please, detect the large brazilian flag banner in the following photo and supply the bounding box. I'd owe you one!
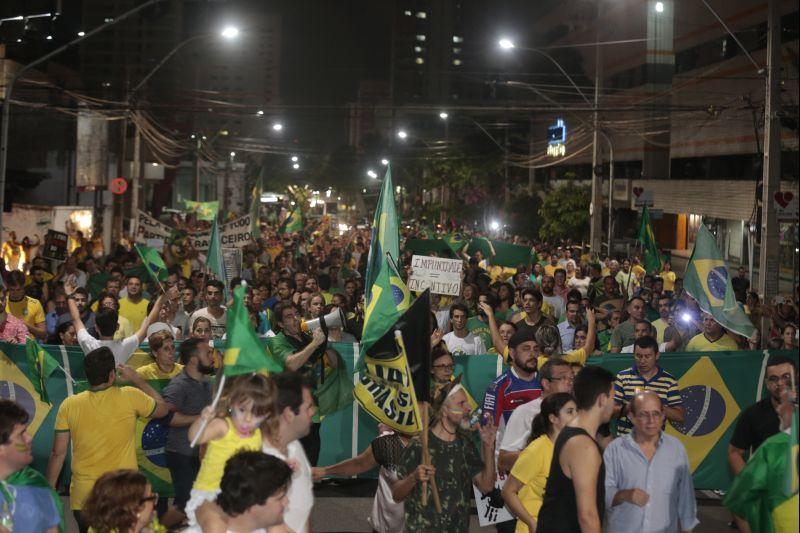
[1,342,796,492]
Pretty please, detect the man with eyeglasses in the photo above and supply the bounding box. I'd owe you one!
[604,390,698,533]
[613,336,685,435]
[728,355,797,477]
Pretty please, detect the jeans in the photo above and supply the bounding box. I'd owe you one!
[166,451,201,510]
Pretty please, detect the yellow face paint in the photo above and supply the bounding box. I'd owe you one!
[13,442,29,453]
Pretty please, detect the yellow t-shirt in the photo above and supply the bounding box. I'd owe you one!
[652,318,668,344]
[136,362,184,380]
[55,386,156,509]
[538,347,588,369]
[660,270,677,292]
[510,435,554,532]
[118,297,150,331]
[113,315,135,341]
[686,332,740,352]
[6,296,45,327]
[25,271,54,286]
[632,264,646,280]
[543,264,557,277]
[193,417,263,491]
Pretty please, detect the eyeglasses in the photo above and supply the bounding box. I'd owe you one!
[766,374,794,385]
[548,375,575,382]
[634,411,664,421]
[140,494,158,505]
[432,364,455,370]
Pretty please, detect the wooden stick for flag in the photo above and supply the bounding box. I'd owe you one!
[189,372,226,449]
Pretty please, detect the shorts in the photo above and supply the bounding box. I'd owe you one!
[185,488,220,526]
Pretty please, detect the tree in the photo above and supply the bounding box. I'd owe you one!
[538,181,591,242]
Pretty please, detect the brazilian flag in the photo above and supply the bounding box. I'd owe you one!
[184,199,219,221]
[224,285,282,376]
[24,339,59,404]
[360,255,410,357]
[684,224,754,337]
[443,232,467,254]
[134,244,169,284]
[364,166,400,306]
[279,207,303,234]
[637,205,662,274]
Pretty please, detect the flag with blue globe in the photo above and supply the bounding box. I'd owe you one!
[684,224,754,337]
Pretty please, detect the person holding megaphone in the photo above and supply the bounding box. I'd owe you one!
[267,301,343,466]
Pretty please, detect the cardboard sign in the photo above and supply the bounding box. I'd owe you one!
[473,473,515,526]
[134,211,173,243]
[222,248,242,281]
[408,255,462,296]
[133,211,254,250]
[43,230,69,261]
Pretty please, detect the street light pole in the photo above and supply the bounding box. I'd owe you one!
[0,0,167,241]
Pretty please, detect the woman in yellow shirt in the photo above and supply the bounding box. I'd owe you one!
[136,330,183,380]
[502,393,577,533]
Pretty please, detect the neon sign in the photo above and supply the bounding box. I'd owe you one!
[546,118,567,157]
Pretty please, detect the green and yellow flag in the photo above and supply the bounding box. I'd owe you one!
[637,205,662,274]
[134,244,168,284]
[207,217,226,289]
[443,232,467,254]
[184,200,219,221]
[684,224,754,337]
[364,166,400,305]
[24,339,59,404]
[279,206,303,234]
[224,285,282,376]
[360,255,410,356]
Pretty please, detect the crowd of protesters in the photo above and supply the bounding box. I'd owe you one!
[0,214,797,532]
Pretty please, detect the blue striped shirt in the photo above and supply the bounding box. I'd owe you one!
[614,366,681,434]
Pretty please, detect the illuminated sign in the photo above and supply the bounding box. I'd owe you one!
[546,118,567,157]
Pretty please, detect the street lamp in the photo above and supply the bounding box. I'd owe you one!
[655,2,665,12]
[490,220,500,231]
[272,122,284,132]
[498,37,515,50]
[366,169,378,179]
[439,111,449,120]
[291,155,299,162]
[397,129,408,140]
[221,25,240,39]
[381,158,390,166]
[292,163,300,170]
[256,110,264,116]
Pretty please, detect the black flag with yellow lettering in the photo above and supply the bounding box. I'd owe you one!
[354,290,431,433]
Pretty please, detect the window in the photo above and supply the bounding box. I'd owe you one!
[453,35,463,43]
[415,57,425,65]
[416,11,427,18]
[414,45,423,53]
[416,34,426,42]
[452,59,462,66]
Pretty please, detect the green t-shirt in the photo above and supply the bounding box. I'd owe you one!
[398,432,483,532]
[610,320,638,350]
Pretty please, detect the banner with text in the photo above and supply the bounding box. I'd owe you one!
[408,255,462,296]
[134,211,254,250]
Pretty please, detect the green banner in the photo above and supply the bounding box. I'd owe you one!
[466,238,533,268]
[1,342,796,492]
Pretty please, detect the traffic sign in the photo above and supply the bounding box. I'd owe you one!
[110,178,128,195]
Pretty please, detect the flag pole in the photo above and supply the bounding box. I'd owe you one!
[395,329,440,513]
[190,372,226,448]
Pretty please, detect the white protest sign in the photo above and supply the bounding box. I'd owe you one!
[408,255,462,296]
[134,210,172,244]
[222,248,243,281]
[473,473,515,526]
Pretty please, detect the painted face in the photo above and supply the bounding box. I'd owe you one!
[230,400,267,437]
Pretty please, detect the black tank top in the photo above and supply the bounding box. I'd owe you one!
[536,426,605,533]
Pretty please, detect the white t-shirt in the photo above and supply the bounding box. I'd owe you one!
[567,276,591,297]
[499,397,542,453]
[442,331,487,356]
[77,328,140,366]
[621,342,669,353]
[189,308,228,340]
[261,439,313,533]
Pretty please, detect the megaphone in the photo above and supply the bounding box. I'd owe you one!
[302,307,346,335]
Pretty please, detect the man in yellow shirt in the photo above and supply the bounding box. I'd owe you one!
[45,347,168,529]
[5,271,46,339]
[686,313,741,351]
[119,275,150,331]
[660,262,677,293]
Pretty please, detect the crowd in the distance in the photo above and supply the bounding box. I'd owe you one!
[0,216,797,532]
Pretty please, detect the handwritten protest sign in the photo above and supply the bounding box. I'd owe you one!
[408,255,462,296]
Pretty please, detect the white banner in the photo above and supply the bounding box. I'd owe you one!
[134,211,254,250]
[134,211,172,243]
[408,255,462,296]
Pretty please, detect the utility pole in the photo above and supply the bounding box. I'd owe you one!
[758,0,782,340]
[589,0,604,255]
